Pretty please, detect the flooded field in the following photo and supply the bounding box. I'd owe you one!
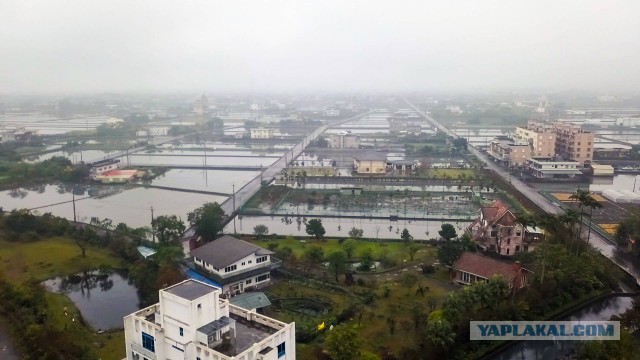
[0,114,112,135]
[124,153,278,167]
[24,149,122,163]
[152,169,260,193]
[226,214,471,240]
[0,184,227,227]
[43,270,140,330]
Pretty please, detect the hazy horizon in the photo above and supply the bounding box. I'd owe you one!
[2,1,640,94]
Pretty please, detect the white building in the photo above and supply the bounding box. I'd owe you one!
[250,128,275,139]
[149,126,170,136]
[88,159,121,178]
[190,236,276,296]
[123,279,295,360]
[328,131,359,149]
[524,157,582,179]
[324,108,340,117]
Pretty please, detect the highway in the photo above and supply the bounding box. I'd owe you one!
[404,98,640,281]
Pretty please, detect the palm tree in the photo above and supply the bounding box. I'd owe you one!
[560,209,581,251]
[569,189,591,248]
[584,197,604,248]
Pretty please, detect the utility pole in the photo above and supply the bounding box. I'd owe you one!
[232,183,237,233]
[150,206,155,242]
[72,191,77,222]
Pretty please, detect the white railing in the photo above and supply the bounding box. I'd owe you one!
[131,342,157,360]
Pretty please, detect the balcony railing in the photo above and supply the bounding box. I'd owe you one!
[131,343,157,360]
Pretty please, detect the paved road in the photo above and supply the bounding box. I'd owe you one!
[221,112,371,219]
[404,98,640,281]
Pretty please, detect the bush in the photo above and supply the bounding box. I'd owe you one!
[20,230,41,242]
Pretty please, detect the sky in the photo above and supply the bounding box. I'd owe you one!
[1,0,639,94]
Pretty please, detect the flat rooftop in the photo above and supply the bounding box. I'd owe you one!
[214,313,277,356]
[164,280,217,301]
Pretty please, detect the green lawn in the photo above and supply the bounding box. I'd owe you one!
[0,237,123,283]
[428,168,477,178]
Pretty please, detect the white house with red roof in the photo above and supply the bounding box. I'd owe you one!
[449,252,532,289]
[467,199,543,256]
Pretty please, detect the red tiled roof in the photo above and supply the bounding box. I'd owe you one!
[101,169,138,176]
[451,252,531,281]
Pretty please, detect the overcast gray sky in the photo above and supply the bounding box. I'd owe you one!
[1,0,639,93]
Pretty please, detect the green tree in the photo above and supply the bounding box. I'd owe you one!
[401,228,413,243]
[325,325,363,360]
[425,318,456,353]
[155,244,185,266]
[305,218,326,240]
[152,215,186,244]
[327,250,348,282]
[437,240,464,266]
[407,240,420,261]
[358,247,375,271]
[438,223,457,240]
[342,239,357,259]
[253,224,269,238]
[584,196,603,247]
[187,203,227,242]
[303,245,324,273]
[348,227,364,239]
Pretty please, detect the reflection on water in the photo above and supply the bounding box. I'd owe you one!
[492,296,635,360]
[226,215,471,240]
[42,270,140,330]
[152,169,260,193]
[0,184,228,227]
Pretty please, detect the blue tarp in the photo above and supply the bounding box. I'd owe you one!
[185,269,222,289]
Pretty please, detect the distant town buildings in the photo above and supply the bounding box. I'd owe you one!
[193,94,210,115]
[388,118,421,137]
[250,128,275,139]
[123,279,295,360]
[328,131,359,149]
[324,108,341,117]
[467,200,544,256]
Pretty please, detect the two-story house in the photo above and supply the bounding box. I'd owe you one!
[467,200,544,256]
[123,279,295,360]
[190,236,275,296]
[353,152,387,174]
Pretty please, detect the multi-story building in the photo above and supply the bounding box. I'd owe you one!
[467,200,544,256]
[123,279,295,360]
[250,128,275,139]
[513,120,557,158]
[324,108,340,117]
[328,131,359,149]
[553,122,595,165]
[524,157,582,179]
[190,236,276,296]
[353,152,387,174]
[88,159,121,178]
[487,137,531,167]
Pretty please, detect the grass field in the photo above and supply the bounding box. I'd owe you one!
[427,168,477,179]
[0,237,123,283]
[0,236,126,359]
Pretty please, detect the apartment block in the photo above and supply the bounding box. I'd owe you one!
[123,280,295,360]
[487,137,530,167]
[553,122,595,165]
[513,120,557,158]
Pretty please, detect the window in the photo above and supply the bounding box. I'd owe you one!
[515,245,520,252]
[277,342,286,357]
[179,327,183,336]
[246,279,252,284]
[462,272,470,283]
[224,264,237,273]
[248,260,252,264]
[506,248,510,255]
[257,274,270,282]
[256,256,268,263]
[241,262,245,266]
[141,332,155,353]
[197,304,202,309]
